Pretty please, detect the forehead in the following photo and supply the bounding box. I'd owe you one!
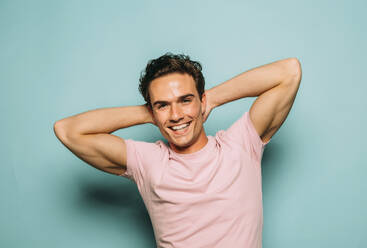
[149,73,198,101]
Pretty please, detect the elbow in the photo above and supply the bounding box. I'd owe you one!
[54,118,83,144]
[53,120,67,141]
[286,57,302,84]
[54,119,76,143]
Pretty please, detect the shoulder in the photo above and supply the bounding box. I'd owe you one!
[215,112,248,145]
[124,139,168,158]
[215,111,269,160]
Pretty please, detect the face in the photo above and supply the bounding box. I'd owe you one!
[148,73,207,153]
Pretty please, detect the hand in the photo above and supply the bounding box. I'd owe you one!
[202,90,215,123]
[143,103,157,126]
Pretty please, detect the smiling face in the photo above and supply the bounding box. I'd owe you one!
[148,73,208,154]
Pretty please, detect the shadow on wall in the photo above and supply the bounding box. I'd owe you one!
[261,141,288,191]
[57,134,165,244]
[72,170,156,243]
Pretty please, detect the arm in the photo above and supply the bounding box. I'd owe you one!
[53,105,154,175]
[204,57,302,143]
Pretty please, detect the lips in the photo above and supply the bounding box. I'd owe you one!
[168,121,192,134]
[171,123,189,130]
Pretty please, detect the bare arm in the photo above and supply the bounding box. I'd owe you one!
[53,105,153,175]
[204,57,302,143]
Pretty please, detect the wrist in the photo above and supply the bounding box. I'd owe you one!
[205,89,219,110]
[140,104,154,124]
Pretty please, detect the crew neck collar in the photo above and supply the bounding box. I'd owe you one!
[168,136,215,159]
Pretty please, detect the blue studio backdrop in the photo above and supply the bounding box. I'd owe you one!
[1,0,366,247]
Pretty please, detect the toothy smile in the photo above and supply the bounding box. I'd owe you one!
[169,122,191,131]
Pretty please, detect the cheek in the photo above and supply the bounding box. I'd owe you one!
[185,103,202,117]
[154,112,168,127]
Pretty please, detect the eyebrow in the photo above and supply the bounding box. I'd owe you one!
[152,94,195,107]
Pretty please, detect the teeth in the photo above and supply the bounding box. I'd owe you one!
[171,123,189,131]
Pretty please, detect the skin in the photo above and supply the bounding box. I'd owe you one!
[54,57,301,176]
[148,73,208,154]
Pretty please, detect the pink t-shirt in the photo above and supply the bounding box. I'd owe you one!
[119,111,270,248]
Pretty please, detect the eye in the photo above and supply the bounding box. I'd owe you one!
[182,98,192,103]
[158,103,167,109]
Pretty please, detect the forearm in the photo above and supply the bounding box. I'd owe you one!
[206,58,298,108]
[54,104,153,135]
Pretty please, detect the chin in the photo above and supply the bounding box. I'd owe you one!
[170,139,192,149]
[168,134,196,148]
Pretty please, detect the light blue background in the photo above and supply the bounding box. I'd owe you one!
[1,0,366,247]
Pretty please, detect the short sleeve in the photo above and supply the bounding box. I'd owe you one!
[118,139,165,186]
[118,139,135,181]
[222,112,270,162]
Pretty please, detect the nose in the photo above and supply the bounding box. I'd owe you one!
[170,103,184,123]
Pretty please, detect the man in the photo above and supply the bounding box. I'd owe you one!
[54,53,302,247]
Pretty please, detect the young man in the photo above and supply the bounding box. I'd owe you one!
[54,53,302,248]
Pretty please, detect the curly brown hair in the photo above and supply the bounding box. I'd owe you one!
[139,52,205,107]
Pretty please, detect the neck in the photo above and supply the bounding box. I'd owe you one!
[170,128,208,154]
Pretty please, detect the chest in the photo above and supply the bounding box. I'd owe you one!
[146,147,262,214]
